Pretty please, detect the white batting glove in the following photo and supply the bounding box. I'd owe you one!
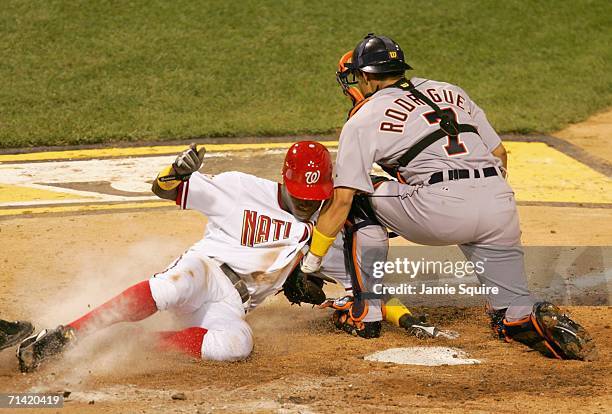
[301,251,323,273]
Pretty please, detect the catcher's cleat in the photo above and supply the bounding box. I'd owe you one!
[530,302,596,360]
[491,302,596,361]
[487,307,507,340]
[17,325,77,373]
[0,320,34,351]
[332,310,381,339]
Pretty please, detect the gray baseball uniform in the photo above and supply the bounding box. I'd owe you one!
[335,77,536,321]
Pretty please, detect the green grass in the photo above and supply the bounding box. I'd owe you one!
[0,0,610,148]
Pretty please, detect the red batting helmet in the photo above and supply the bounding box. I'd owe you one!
[282,141,333,200]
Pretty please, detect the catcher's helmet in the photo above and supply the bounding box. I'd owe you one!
[282,141,333,200]
[345,33,412,74]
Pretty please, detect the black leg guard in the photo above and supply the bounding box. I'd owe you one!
[342,175,390,322]
[342,223,369,322]
[336,175,390,334]
[490,302,596,361]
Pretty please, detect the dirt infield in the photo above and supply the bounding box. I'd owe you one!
[1,113,611,413]
[555,109,612,165]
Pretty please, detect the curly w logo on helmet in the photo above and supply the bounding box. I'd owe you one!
[305,170,320,184]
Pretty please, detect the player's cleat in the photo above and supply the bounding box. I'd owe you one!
[332,310,381,339]
[398,314,460,340]
[490,302,596,361]
[17,325,77,373]
[0,320,34,351]
[383,299,459,339]
[531,302,596,360]
[487,307,508,340]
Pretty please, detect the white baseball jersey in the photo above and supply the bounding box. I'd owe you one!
[177,171,313,309]
[334,77,504,191]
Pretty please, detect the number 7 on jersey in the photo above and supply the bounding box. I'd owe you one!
[422,108,469,157]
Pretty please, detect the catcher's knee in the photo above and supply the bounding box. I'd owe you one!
[201,320,253,361]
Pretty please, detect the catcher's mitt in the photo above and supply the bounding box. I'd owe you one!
[281,268,336,306]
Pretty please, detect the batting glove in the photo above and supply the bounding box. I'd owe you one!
[173,143,207,176]
[300,251,323,273]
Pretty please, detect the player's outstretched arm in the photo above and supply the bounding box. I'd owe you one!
[152,144,207,201]
[152,169,180,201]
[301,187,356,273]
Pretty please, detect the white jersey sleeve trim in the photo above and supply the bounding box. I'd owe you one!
[180,180,189,210]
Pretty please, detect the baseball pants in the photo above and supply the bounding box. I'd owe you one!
[370,173,536,321]
[149,249,253,361]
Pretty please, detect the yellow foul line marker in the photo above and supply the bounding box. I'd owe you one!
[0,141,340,163]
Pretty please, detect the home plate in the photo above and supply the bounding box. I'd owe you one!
[364,347,481,366]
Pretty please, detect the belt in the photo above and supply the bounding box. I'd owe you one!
[428,167,498,185]
[220,264,251,304]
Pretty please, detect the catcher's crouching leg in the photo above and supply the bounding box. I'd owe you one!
[327,180,389,339]
[491,302,596,360]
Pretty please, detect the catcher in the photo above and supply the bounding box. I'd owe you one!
[277,49,455,341]
[300,37,595,361]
